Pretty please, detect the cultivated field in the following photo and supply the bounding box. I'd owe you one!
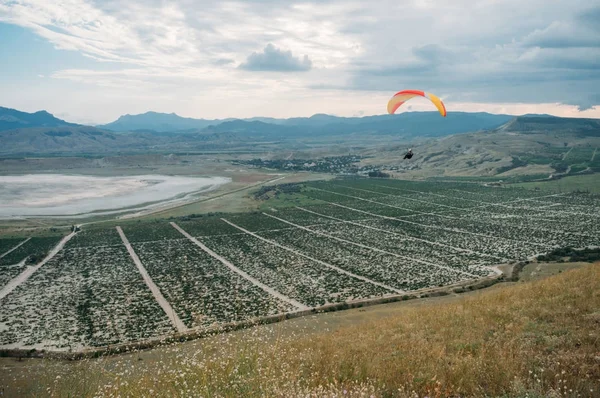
[1,178,599,352]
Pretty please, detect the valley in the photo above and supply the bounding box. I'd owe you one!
[1,178,599,353]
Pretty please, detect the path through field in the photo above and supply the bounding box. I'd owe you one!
[116,226,188,333]
[294,206,504,261]
[0,238,31,259]
[262,213,481,279]
[221,218,405,295]
[0,233,75,300]
[171,222,310,310]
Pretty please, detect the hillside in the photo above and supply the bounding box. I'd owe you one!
[2,107,599,179]
[359,115,600,178]
[3,263,598,397]
[0,126,153,155]
[498,115,600,136]
[0,107,77,132]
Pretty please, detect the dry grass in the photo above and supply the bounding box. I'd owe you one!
[2,263,599,397]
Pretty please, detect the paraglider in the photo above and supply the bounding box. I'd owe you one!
[387,89,446,117]
[387,90,447,161]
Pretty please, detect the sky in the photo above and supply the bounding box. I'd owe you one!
[0,0,599,124]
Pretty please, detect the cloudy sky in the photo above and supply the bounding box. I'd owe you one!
[1,0,599,124]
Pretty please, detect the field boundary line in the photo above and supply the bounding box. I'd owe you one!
[0,233,75,301]
[262,212,481,279]
[0,238,31,260]
[334,183,592,219]
[324,200,538,247]
[353,185,597,237]
[171,222,310,310]
[334,184,467,211]
[310,187,458,219]
[315,185,589,240]
[311,188,545,245]
[592,147,597,162]
[294,206,505,261]
[220,219,405,294]
[365,184,553,209]
[117,226,188,333]
[369,185,567,210]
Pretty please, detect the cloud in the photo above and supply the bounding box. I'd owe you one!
[522,21,600,49]
[0,0,599,121]
[239,43,312,72]
[333,1,600,110]
[213,58,235,66]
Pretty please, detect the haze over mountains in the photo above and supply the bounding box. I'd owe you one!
[0,106,598,157]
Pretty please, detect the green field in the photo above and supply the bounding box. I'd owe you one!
[512,173,600,194]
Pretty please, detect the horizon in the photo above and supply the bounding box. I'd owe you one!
[1,1,599,124]
[6,104,600,127]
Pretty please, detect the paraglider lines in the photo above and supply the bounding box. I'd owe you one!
[171,222,310,311]
[262,213,481,279]
[220,219,406,295]
[117,226,188,333]
[293,206,504,262]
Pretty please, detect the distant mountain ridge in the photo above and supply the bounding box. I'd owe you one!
[0,106,77,132]
[99,110,514,138]
[1,106,599,157]
[98,111,235,132]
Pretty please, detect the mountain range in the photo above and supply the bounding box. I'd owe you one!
[0,106,598,156]
[0,107,78,131]
[95,110,514,137]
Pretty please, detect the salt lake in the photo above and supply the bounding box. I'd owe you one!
[0,174,231,218]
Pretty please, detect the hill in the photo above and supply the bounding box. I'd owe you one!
[3,262,598,396]
[97,111,232,132]
[498,115,600,136]
[0,126,153,155]
[358,115,600,179]
[0,106,77,132]
[2,107,599,177]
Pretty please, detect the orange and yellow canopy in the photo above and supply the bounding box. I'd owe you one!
[387,89,447,117]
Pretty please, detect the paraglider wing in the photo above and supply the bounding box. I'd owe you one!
[387,90,447,117]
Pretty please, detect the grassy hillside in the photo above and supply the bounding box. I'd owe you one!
[3,263,598,397]
[364,120,600,179]
[513,173,600,194]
